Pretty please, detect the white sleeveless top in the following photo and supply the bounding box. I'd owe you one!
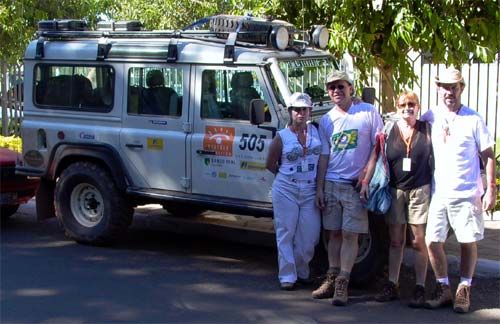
[278,123,322,180]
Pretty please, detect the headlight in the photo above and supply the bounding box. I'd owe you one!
[269,26,289,50]
[311,25,329,49]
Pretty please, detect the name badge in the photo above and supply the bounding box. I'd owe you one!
[301,159,309,172]
[402,158,411,172]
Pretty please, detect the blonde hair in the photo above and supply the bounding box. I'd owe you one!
[397,90,420,107]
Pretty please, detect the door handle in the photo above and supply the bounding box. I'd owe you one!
[196,149,216,155]
[125,143,144,149]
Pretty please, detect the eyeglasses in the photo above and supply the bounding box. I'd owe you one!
[397,102,417,108]
[327,84,346,91]
[438,83,461,91]
[290,107,310,113]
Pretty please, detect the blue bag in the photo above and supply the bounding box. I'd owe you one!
[364,132,392,215]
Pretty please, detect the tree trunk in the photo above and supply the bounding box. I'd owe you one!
[379,63,395,114]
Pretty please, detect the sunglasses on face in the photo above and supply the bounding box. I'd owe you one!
[327,84,346,91]
[438,83,461,91]
[397,102,417,108]
[290,107,310,113]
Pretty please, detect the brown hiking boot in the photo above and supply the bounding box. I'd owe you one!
[332,276,349,306]
[375,280,399,302]
[311,273,336,299]
[408,285,426,308]
[453,284,471,313]
[424,282,452,309]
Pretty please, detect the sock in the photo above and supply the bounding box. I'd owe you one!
[327,267,340,276]
[339,270,350,280]
[436,277,449,286]
[460,277,472,286]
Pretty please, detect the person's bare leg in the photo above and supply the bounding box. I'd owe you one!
[388,224,406,284]
[459,242,477,279]
[410,224,428,286]
[339,230,359,275]
[427,241,447,278]
[328,229,342,269]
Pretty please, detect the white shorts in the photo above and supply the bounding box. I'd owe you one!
[425,196,484,244]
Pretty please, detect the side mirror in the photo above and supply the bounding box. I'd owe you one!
[362,87,376,105]
[250,99,266,125]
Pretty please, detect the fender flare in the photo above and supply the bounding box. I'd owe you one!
[46,142,130,191]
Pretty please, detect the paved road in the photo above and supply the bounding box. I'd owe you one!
[1,201,499,323]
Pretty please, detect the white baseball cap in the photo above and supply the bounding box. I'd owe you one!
[288,92,313,108]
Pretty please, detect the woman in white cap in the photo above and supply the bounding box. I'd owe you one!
[266,92,322,290]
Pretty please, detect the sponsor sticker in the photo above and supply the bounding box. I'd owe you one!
[147,138,164,150]
[203,126,235,156]
[240,161,266,170]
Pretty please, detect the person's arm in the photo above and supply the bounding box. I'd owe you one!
[315,154,329,209]
[265,135,282,175]
[360,145,378,200]
[480,147,497,211]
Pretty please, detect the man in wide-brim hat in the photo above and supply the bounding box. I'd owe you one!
[421,67,496,313]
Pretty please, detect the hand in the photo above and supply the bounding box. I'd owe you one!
[482,186,497,211]
[359,183,369,203]
[316,189,325,210]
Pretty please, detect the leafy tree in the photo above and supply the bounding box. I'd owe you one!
[0,0,114,64]
[313,0,500,111]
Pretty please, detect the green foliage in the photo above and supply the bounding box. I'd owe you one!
[0,0,115,63]
[312,0,500,110]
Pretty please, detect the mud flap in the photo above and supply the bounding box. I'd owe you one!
[36,178,56,220]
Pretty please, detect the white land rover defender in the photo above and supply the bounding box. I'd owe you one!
[18,15,385,284]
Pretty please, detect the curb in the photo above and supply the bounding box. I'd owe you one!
[403,249,500,279]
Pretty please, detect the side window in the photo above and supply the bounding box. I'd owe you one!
[34,65,114,112]
[127,67,182,116]
[201,69,269,121]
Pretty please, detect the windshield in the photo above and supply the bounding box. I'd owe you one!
[278,57,337,103]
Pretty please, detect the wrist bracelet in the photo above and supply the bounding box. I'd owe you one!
[361,179,369,185]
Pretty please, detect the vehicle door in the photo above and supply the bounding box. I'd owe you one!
[119,65,189,191]
[189,66,278,202]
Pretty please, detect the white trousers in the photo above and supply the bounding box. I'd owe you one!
[271,173,321,283]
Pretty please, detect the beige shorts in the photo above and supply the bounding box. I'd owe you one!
[385,184,430,225]
[425,196,484,243]
[322,180,368,234]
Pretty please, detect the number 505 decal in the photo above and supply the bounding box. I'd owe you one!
[239,133,266,152]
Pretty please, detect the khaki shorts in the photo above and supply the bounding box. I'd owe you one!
[322,180,368,234]
[385,184,430,225]
[425,196,484,243]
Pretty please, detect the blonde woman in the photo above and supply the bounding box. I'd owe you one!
[361,91,432,307]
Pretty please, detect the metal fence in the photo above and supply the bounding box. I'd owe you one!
[366,52,499,153]
[0,62,23,136]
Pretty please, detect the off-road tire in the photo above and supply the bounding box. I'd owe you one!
[1,204,20,220]
[55,161,133,245]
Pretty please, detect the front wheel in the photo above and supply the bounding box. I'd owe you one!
[55,162,133,245]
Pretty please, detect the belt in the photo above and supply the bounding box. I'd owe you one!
[291,179,313,183]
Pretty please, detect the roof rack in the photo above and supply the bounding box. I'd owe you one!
[34,16,330,63]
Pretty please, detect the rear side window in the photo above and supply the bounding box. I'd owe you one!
[34,64,114,112]
[127,67,183,116]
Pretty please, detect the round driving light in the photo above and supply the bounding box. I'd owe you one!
[270,26,289,50]
[311,25,329,49]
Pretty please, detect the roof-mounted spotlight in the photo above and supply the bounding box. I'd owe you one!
[269,25,289,50]
[311,25,329,49]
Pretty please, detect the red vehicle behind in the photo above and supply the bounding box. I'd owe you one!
[0,148,39,220]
